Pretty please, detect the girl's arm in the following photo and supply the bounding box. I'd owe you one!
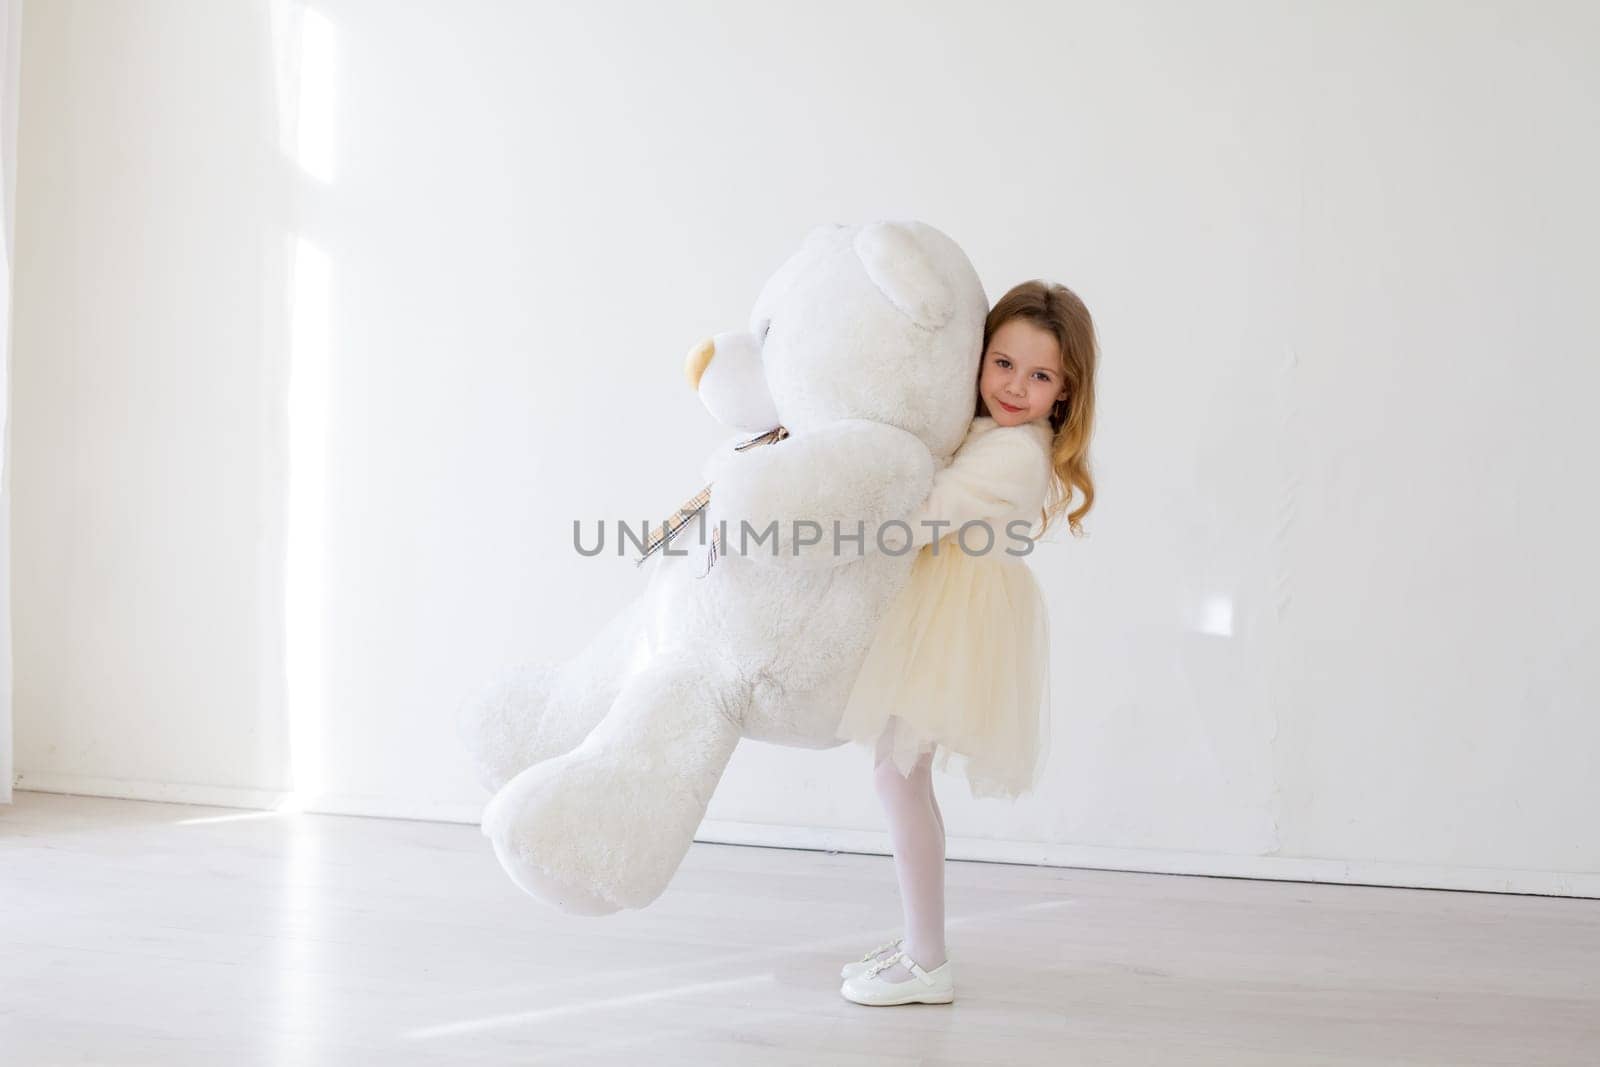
[881,422,1053,554]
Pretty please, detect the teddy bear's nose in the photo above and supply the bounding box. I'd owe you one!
[684,338,715,391]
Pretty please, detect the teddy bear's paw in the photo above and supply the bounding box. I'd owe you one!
[481,692,743,914]
[480,751,646,915]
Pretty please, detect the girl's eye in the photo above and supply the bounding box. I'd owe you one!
[1033,372,1051,382]
[995,357,1011,368]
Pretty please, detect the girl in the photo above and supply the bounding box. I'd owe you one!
[833,280,1099,1007]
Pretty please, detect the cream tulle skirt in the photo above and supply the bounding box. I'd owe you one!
[835,539,1052,800]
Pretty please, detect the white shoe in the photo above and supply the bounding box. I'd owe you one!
[839,937,904,980]
[839,949,955,1006]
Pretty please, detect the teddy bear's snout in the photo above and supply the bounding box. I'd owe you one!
[684,338,715,391]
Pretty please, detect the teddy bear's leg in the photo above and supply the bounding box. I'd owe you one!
[455,591,660,794]
[480,654,747,915]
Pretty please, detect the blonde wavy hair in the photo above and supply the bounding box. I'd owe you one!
[976,280,1098,538]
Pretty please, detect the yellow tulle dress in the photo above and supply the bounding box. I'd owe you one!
[834,415,1056,801]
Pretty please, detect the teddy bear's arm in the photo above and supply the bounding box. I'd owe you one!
[703,419,934,568]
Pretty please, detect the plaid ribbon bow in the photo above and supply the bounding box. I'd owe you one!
[635,425,790,570]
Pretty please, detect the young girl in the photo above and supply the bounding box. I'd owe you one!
[833,280,1098,1007]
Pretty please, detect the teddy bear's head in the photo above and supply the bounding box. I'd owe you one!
[687,220,987,459]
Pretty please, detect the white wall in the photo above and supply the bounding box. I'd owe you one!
[10,0,1599,896]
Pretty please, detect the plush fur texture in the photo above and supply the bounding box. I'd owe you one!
[457,220,988,914]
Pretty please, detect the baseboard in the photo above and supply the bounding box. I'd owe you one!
[13,773,1596,899]
[11,772,486,826]
[696,819,1600,899]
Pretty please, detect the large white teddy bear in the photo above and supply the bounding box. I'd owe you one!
[457,220,986,914]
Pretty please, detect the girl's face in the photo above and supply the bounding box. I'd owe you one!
[978,318,1068,427]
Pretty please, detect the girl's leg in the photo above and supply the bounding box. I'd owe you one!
[895,721,946,839]
[873,727,948,979]
[922,744,947,925]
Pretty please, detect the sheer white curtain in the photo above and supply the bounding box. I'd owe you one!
[0,0,20,805]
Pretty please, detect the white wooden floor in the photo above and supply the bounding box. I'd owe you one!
[2,791,1596,1066]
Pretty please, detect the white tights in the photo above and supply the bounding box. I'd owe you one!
[873,725,948,974]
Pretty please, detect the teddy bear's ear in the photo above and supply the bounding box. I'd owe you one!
[797,222,847,255]
[853,221,956,331]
